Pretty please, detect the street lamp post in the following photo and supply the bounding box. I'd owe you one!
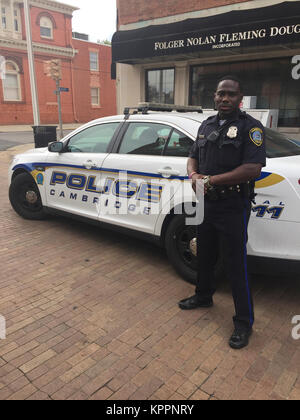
[23,0,40,126]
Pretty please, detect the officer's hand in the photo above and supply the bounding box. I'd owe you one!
[191,174,204,193]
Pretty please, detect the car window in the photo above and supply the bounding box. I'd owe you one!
[118,123,172,155]
[67,123,120,153]
[265,128,300,158]
[164,129,194,157]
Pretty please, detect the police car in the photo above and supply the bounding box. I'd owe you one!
[8,104,300,283]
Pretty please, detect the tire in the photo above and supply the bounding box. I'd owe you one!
[9,172,47,220]
[165,214,225,285]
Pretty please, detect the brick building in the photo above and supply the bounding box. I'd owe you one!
[113,0,300,130]
[0,0,116,125]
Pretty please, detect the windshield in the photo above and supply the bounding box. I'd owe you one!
[265,128,300,158]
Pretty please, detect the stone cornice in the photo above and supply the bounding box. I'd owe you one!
[0,37,77,58]
[18,0,79,16]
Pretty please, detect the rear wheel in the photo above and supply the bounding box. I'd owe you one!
[9,172,47,220]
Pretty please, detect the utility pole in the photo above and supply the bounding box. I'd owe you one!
[23,0,40,126]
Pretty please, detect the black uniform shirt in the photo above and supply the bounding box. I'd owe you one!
[189,110,266,176]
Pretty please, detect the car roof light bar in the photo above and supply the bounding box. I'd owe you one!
[123,102,203,118]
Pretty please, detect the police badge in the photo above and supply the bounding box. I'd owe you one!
[227,126,238,139]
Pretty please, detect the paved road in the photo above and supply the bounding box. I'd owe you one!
[0,130,73,151]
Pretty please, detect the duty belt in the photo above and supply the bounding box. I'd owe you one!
[206,183,249,201]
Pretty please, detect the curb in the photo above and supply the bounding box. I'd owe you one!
[0,143,35,160]
[0,124,83,133]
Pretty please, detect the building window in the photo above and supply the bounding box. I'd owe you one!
[190,58,300,127]
[146,68,175,104]
[40,16,53,39]
[91,87,100,105]
[14,8,20,32]
[2,61,21,101]
[89,52,99,71]
[1,7,6,29]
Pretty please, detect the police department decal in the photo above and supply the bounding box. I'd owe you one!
[36,173,44,185]
[227,126,238,139]
[249,127,263,146]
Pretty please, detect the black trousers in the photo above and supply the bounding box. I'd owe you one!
[196,196,254,331]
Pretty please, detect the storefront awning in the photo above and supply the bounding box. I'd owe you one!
[112,1,300,73]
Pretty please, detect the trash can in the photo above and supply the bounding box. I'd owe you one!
[32,126,57,148]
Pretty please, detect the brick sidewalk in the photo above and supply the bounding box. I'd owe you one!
[0,146,300,400]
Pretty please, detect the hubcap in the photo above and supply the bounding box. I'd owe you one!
[175,224,197,271]
[189,238,197,257]
[25,190,38,204]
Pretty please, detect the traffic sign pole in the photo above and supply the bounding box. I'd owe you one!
[56,79,64,140]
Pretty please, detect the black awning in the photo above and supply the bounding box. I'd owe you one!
[112,1,300,66]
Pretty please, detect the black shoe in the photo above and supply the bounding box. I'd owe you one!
[229,329,252,350]
[178,295,213,310]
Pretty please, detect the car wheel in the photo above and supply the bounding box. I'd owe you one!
[165,214,225,285]
[9,172,47,220]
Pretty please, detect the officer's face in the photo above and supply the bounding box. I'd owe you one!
[214,80,243,117]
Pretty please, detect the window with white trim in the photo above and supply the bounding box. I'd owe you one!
[2,61,21,101]
[1,7,6,29]
[91,87,100,105]
[40,16,53,39]
[13,7,21,33]
[146,68,175,104]
[89,52,99,71]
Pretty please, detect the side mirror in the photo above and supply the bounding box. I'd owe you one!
[48,142,64,153]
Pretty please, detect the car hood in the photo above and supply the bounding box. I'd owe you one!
[22,147,48,155]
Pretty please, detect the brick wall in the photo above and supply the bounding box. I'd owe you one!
[72,40,116,122]
[117,0,251,26]
[0,5,116,125]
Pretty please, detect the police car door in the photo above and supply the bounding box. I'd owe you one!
[97,121,193,234]
[45,122,121,219]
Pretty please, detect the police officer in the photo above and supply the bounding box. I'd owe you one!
[179,75,266,349]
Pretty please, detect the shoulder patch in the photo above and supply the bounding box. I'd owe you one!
[249,127,263,146]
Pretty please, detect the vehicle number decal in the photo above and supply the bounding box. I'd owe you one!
[252,201,285,219]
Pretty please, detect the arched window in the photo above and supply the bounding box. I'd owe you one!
[40,16,53,39]
[2,61,21,101]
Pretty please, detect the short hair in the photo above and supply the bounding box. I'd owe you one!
[217,75,243,92]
